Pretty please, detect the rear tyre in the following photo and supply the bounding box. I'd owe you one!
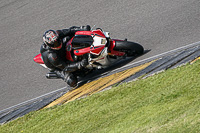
[113,41,144,56]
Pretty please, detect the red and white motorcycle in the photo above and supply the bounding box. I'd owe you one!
[34,28,144,79]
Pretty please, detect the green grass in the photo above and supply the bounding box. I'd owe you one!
[1,61,200,133]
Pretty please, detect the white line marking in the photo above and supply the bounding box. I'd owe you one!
[0,87,69,114]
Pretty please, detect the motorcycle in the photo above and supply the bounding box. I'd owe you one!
[33,28,144,83]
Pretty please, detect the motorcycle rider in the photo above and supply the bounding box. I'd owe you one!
[40,25,91,87]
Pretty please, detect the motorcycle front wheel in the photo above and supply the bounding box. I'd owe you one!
[113,40,144,56]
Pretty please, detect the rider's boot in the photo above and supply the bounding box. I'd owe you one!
[47,70,78,87]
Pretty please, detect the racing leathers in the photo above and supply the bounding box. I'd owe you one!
[40,25,91,87]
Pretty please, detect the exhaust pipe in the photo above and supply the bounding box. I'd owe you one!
[46,72,61,79]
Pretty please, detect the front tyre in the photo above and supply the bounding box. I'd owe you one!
[113,41,144,56]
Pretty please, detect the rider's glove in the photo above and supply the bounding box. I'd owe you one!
[78,59,88,69]
[63,59,88,72]
[80,25,91,31]
[70,25,91,34]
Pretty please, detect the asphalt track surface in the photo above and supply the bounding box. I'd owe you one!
[1,0,200,111]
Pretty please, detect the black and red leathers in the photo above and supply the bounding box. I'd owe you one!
[40,25,90,87]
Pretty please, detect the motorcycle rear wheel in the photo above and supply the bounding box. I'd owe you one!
[114,41,144,56]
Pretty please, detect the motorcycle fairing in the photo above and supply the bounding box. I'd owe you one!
[72,35,93,49]
[71,30,107,56]
[33,53,48,68]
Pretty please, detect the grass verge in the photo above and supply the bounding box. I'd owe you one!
[1,61,200,133]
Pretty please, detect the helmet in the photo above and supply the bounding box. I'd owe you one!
[43,30,62,50]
